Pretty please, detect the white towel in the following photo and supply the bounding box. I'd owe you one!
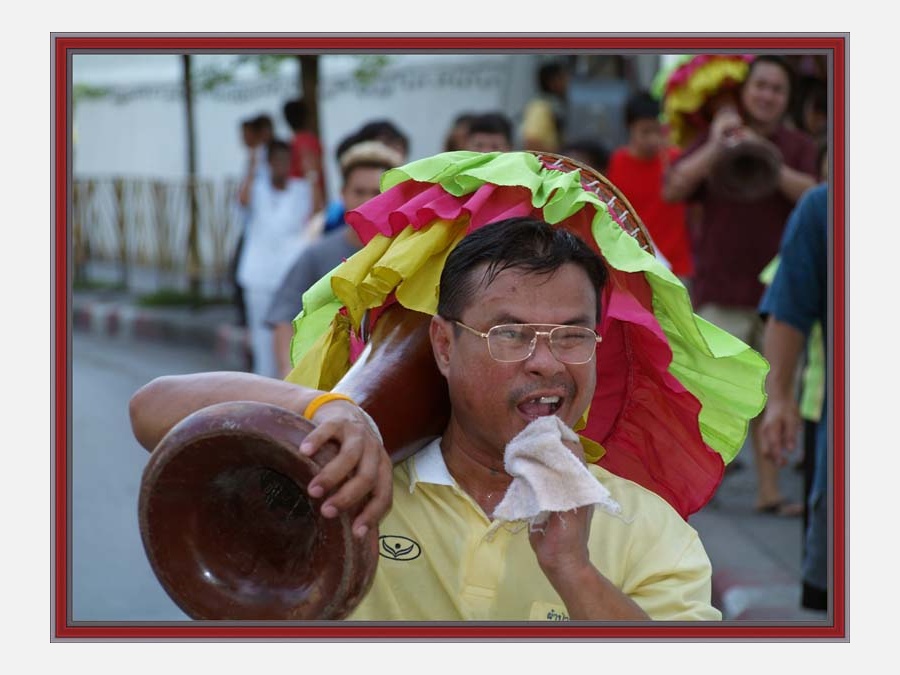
[492,415,621,526]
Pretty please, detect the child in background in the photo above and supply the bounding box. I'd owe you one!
[606,92,694,282]
[284,98,325,214]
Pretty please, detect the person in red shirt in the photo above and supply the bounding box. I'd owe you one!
[284,98,326,214]
[606,92,694,282]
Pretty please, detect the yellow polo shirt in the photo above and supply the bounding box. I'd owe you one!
[349,439,721,621]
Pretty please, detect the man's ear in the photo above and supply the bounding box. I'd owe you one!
[429,315,453,377]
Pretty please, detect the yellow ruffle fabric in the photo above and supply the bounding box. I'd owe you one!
[665,58,750,147]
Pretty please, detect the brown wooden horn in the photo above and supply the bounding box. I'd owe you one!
[138,401,378,620]
[707,136,783,202]
[138,304,445,620]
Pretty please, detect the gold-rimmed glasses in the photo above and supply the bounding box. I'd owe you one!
[451,320,601,364]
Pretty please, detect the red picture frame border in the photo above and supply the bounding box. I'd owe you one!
[53,33,847,640]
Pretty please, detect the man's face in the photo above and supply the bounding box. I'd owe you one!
[268,148,291,182]
[258,125,274,145]
[741,62,790,129]
[466,132,511,153]
[550,71,569,97]
[431,263,598,458]
[629,118,665,159]
[241,125,258,149]
[341,165,384,211]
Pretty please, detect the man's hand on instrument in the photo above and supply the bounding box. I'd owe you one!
[710,107,744,147]
[299,398,393,539]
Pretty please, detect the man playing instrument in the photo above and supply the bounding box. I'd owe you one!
[130,217,719,621]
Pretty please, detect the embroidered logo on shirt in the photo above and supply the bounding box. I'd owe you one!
[378,535,422,561]
[529,601,570,621]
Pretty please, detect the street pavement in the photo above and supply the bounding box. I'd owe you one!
[69,292,831,623]
[71,332,223,621]
[690,445,826,621]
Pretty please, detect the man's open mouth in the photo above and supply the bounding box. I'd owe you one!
[516,395,562,420]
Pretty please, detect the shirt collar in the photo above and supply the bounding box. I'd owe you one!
[408,437,456,493]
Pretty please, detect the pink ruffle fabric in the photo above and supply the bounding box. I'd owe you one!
[347,181,535,244]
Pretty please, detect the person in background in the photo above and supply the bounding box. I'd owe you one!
[236,139,315,379]
[758,183,829,612]
[320,120,410,236]
[229,117,260,334]
[792,76,828,145]
[253,114,275,164]
[266,140,403,378]
[464,112,513,152]
[663,55,818,516]
[560,139,610,174]
[443,112,476,152]
[520,61,569,152]
[606,91,693,282]
[229,115,276,342]
[758,141,828,554]
[284,98,326,214]
[353,119,410,160]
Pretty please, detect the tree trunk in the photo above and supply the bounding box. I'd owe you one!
[297,55,320,137]
[182,54,201,302]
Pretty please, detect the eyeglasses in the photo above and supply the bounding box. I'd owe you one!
[451,320,601,364]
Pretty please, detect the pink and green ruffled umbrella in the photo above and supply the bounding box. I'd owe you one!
[285,151,768,519]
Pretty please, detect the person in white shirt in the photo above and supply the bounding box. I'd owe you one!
[236,139,314,378]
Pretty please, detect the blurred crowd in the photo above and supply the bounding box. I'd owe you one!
[229,54,830,612]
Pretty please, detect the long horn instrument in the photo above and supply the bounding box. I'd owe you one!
[138,304,447,620]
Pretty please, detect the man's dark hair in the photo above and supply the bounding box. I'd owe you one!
[355,120,409,155]
[538,62,566,93]
[747,55,796,93]
[335,120,410,163]
[467,112,513,145]
[624,91,661,127]
[443,112,477,151]
[283,98,309,131]
[253,114,274,133]
[438,217,608,320]
[266,138,291,159]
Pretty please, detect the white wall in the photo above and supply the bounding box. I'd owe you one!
[73,54,297,181]
[72,54,539,201]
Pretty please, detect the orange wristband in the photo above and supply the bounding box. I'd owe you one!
[303,392,357,420]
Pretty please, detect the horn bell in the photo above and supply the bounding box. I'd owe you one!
[138,400,378,620]
[707,137,783,202]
